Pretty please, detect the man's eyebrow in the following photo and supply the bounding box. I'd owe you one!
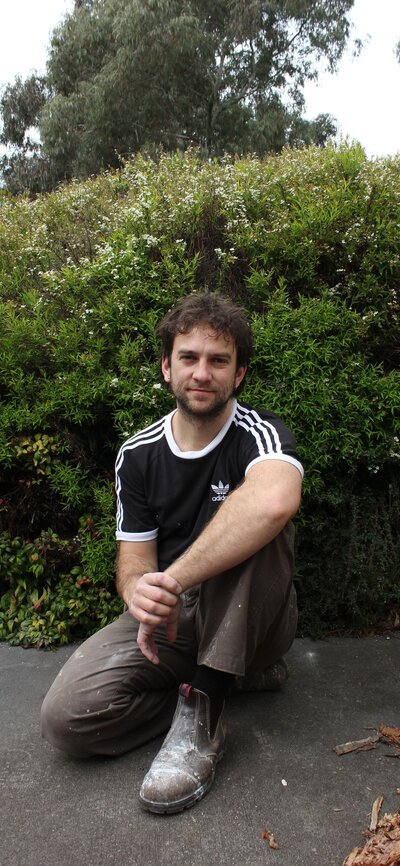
[177,348,232,359]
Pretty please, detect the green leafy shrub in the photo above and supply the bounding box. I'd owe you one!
[0,530,123,647]
[0,145,399,644]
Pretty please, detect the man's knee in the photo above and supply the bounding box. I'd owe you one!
[40,685,99,758]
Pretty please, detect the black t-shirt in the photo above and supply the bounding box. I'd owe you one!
[115,399,303,571]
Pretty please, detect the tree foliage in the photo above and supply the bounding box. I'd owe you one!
[0,76,57,196]
[0,0,355,192]
[0,75,47,149]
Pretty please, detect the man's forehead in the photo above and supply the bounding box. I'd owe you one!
[173,327,235,352]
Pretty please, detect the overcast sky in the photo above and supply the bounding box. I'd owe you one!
[1,0,400,159]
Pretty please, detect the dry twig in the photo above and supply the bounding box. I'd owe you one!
[334,734,381,756]
[369,796,384,832]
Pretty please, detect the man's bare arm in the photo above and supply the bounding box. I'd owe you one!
[116,539,158,604]
[116,539,182,664]
[166,460,302,592]
[116,539,181,626]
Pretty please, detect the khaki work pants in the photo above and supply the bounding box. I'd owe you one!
[40,524,297,758]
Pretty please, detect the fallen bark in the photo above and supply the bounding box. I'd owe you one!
[379,726,400,748]
[334,735,381,755]
[370,796,384,832]
[343,811,400,866]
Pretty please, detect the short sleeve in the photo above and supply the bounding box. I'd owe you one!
[115,444,158,542]
[235,405,304,478]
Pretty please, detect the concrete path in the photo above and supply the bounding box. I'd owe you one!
[1,634,399,866]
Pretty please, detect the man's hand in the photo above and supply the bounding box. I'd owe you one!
[137,601,182,664]
[127,571,182,623]
[128,571,182,664]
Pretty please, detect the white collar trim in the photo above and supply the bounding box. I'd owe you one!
[164,399,237,459]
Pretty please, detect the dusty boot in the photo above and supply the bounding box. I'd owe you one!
[139,684,226,814]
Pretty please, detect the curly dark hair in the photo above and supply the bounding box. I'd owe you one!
[156,293,253,372]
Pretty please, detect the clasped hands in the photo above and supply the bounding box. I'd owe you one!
[128,571,183,665]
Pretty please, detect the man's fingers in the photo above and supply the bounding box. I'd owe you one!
[130,572,182,624]
[135,588,179,611]
[128,603,163,626]
[130,592,177,622]
[165,620,178,644]
[135,574,180,608]
[165,597,182,644]
[136,597,182,664]
[142,572,182,595]
[137,624,159,665]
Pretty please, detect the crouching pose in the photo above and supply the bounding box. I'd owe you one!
[41,292,303,814]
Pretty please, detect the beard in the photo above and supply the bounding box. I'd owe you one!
[171,379,236,421]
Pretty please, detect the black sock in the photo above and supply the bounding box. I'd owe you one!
[191,665,235,734]
[191,664,235,698]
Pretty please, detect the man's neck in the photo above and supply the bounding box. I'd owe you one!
[171,400,235,452]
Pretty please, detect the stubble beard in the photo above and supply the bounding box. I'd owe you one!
[172,382,236,422]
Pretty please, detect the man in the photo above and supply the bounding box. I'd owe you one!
[41,292,303,815]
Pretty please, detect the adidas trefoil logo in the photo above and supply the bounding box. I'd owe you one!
[211,480,230,502]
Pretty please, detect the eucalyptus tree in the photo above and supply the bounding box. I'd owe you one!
[1,0,355,191]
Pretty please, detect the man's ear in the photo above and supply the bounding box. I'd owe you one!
[161,354,171,382]
[234,365,247,390]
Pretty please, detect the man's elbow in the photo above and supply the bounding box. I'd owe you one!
[264,490,301,528]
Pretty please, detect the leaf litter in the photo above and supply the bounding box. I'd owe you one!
[261,829,279,849]
[343,806,400,866]
[336,725,400,864]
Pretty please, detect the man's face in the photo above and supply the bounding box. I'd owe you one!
[161,327,246,420]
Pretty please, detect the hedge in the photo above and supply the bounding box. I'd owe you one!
[0,144,399,645]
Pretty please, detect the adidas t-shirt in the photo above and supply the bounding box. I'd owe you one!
[115,399,303,571]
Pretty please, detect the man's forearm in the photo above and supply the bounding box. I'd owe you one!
[167,491,280,591]
[116,549,157,605]
[167,463,301,592]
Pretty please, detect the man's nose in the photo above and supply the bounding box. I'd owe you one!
[193,359,211,380]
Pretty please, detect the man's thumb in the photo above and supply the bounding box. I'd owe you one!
[165,620,178,643]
